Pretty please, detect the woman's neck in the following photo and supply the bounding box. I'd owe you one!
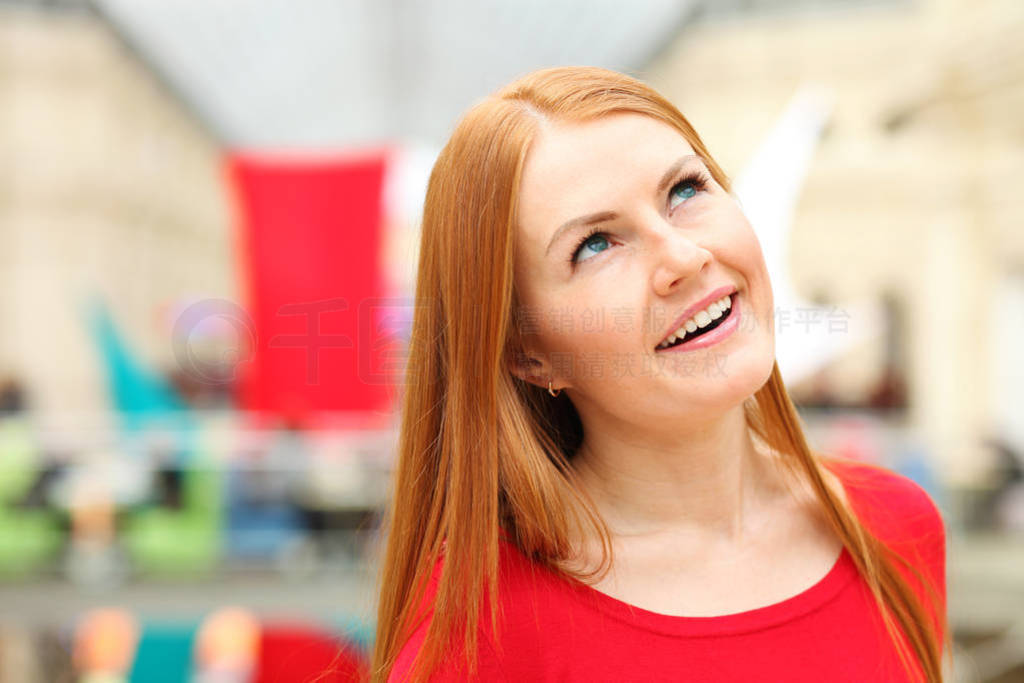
[570,405,791,545]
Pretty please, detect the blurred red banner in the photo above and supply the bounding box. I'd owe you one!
[226,149,397,427]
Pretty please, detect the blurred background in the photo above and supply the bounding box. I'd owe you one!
[0,0,1021,680]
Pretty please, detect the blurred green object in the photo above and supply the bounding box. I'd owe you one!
[122,429,223,575]
[83,289,221,575]
[0,418,63,578]
[0,418,37,499]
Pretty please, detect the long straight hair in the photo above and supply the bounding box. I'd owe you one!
[371,66,950,682]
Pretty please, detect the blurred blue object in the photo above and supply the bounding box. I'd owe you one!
[82,293,190,422]
[83,292,203,505]
[128,622,197,683]
[893,441,947,520]
[223,464,306,561]
[333,613,374,653]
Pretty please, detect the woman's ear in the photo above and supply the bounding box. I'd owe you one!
[507,347,571,393]
[507,348,547,388]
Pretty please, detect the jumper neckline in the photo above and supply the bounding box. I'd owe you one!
[556,460,866,637]
[499,458,868,637]
[562,543,857,637]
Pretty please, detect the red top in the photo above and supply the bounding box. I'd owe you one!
[390,458,947,682]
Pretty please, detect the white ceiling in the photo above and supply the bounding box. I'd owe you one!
[93,0,697,148]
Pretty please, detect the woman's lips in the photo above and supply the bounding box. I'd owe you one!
[655,292,740,353]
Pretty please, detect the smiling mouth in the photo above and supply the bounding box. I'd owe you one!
[655,293,736,351]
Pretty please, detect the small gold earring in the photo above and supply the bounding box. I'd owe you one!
[548,379,561,397]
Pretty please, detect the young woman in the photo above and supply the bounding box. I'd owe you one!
[372,66,950,682]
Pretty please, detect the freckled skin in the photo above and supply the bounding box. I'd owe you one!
[511,113,776,444]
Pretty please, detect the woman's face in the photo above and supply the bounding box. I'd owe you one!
[511,112,776,433]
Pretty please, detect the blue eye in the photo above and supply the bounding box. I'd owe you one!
[669,179,699,210]
[570,230,611,265]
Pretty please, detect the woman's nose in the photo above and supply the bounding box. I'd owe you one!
[650,227,713,297]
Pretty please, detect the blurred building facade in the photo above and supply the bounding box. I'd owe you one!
[0,4,236,417]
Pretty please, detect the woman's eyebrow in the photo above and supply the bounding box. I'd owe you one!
[543,210,617,258]
[656,154,701,194]
[543,154,702,258]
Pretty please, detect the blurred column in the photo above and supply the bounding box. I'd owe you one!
[916,211,994,485]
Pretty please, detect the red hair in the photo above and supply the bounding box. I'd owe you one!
[371,66,950,682]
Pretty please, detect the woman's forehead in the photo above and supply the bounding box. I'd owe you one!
[516,114,696,243]
[526,113,690,168]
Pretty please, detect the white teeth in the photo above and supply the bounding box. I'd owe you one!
[656,293,735,349]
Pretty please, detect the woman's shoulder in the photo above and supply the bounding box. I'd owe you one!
[821,456,946,544]
[387,536,572,681]
[388,612,508,682]
[820,456,947,606]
